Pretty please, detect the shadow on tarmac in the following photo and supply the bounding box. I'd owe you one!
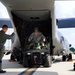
[19,71,59,75]
[0,59,27,75]
[2,59,23,69]
[68,69,75,71]
[0,72,21,75]
[33,71,58,75]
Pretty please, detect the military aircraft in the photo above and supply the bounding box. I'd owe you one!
[0,0,71,67]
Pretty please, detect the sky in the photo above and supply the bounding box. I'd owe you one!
[55,1,75,19]
[0,2,9,18]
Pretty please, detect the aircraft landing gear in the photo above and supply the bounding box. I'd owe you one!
[62,55,66,61]
[68,53,72,61]
[62,53,72,61]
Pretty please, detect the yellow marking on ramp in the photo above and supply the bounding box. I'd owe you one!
[23,68,36,75]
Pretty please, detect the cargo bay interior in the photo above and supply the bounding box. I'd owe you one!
[11,10,52,52]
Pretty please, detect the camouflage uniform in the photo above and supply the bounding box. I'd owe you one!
[0,30,14,71]
[28,32,45,43]
[28,32,45,49]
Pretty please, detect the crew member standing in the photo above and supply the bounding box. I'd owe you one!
[0,25,15,73]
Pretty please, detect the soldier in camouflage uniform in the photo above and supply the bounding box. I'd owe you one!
[0,25,15,73]
[28,27,46,49]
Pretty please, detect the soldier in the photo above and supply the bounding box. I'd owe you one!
[28,27,46,49]
[0,25,15,73]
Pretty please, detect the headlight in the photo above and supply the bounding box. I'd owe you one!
[41,52,45,55]
[27,53,31,55]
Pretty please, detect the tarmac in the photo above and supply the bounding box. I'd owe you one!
[0,54,75,75]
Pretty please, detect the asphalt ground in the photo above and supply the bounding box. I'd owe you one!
[0,54,75,75]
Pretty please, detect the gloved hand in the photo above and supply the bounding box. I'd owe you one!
[43,38,46,42]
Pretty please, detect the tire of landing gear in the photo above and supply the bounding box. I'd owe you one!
[43,55,52,67]
[62,55,66,61]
